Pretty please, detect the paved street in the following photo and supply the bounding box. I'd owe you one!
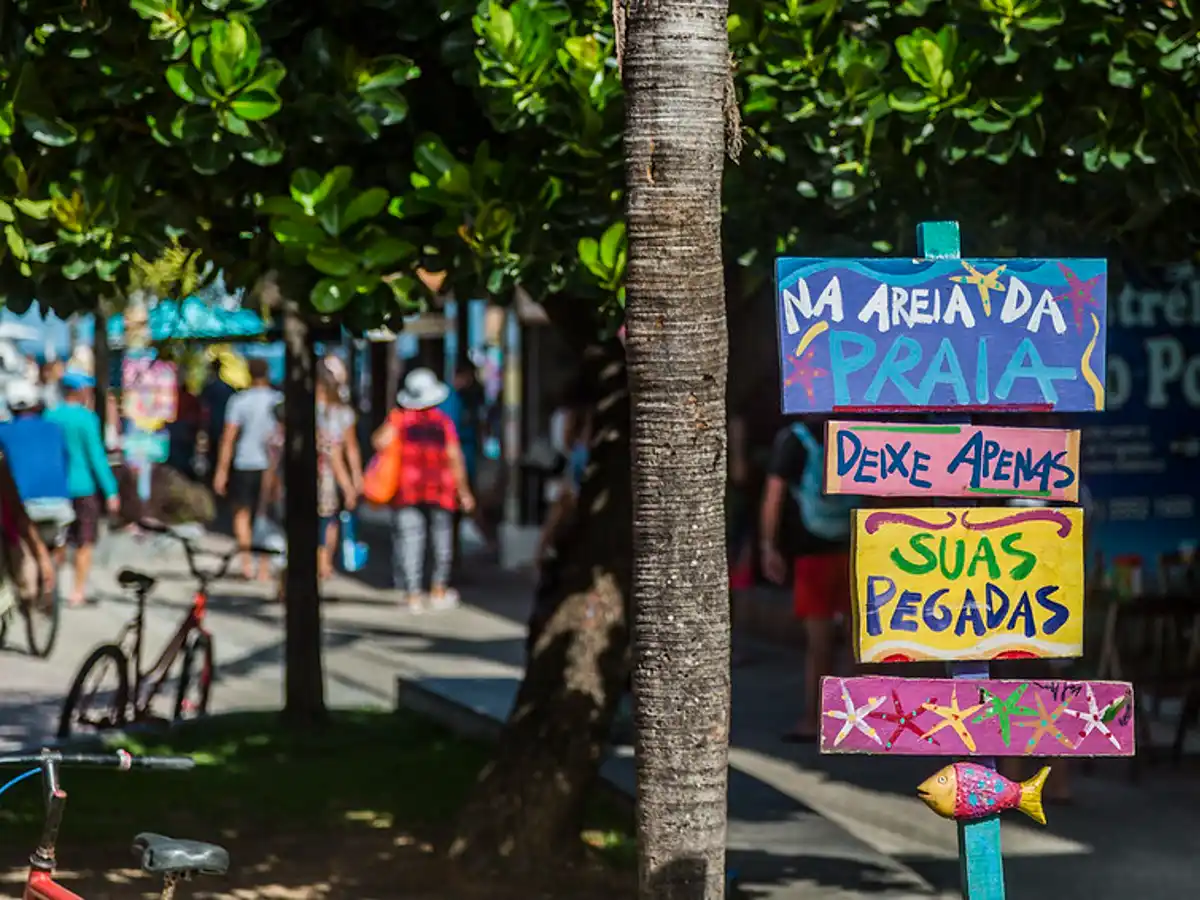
[2,526,1198,899]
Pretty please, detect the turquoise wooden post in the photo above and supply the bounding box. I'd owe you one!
[916,219,1006,900]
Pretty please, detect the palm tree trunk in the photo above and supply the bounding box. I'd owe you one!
[623,1,732,898]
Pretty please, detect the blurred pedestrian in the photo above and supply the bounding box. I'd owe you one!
[0,444,57,620]
[39,358,64,409]
[316,360,361,581]
[199,358,235,484]
[370,368,475,612]
[759,415,857,741]
[44,370,119,606]
[213,359,281,580]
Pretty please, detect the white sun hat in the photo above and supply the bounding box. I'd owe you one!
[396,367,450,410]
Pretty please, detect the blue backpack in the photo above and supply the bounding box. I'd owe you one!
[789,423,858,541]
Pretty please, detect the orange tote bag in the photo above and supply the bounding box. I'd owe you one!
[363,414,403,506]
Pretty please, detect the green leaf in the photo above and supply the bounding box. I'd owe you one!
[357,56,420,91]
[21,115,77,147]
[414,135,459,179]
[258,196,306,218]
[599,221,625,269]
[13,199,51,219]
[241,144,283,166]
[62,257,94,280]
[242,59,287,94]
[5,225,27,261]
[306,247,358,277]
[271,217,326,245]
[340,187,389,233]
[310,277,351,313]
[229,89,281,120]
[207,15,259,90]
[831,179,856,200]
[577,236,600,274]
[0,200,13,223]
[4,157,28,194]
[166,64,206,102]
[363,237,415,269]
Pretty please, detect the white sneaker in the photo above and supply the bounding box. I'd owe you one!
[426,589,460,611]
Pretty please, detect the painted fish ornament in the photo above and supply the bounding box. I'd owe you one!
[917,763,1049,825]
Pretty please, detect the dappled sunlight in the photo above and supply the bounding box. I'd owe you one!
[0,712,634,900]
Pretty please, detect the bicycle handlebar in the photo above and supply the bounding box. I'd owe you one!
[136,519,281,583]
[0,749,195,771]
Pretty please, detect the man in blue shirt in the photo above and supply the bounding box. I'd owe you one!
[0,378,74,548]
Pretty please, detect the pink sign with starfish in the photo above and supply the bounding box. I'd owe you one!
[819,676,1135,757]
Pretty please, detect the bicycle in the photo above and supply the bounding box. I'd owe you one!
[0,747,227,900]
[57,520,280,739]
[0,511,67,658]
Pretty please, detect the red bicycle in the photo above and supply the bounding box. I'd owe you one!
[58,521,280,739]
[0,747,228,900]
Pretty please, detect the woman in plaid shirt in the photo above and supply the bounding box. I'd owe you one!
[371,368,475,612]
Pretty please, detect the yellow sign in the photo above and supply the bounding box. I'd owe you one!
[851,507,1084,664]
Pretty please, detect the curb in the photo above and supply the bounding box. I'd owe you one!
[393,675,636,816]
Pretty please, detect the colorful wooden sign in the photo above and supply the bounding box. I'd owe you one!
[850,507,1085,663]
[819,676,1135,757]
[825,421,1080,502]
[121,350,178,428]
[774,257,1107,414]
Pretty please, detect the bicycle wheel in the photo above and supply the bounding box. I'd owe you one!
[174,631,214,721]
[23,585,61,659]
[58,644,130,739]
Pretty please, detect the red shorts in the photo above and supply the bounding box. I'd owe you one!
[792,553,850,620]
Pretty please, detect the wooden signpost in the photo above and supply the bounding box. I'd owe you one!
[776,221,1133,900]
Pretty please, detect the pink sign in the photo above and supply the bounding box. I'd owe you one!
[121,352,178,425]
[824,420,1080,502]
[819,676,1134,757]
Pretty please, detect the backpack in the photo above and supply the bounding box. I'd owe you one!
[788,423,858,541]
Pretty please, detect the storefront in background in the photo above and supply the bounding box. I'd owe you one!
[1083,261,1200,595]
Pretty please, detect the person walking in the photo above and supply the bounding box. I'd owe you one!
[199,358,236,483]
[316,360,361,581]
[43,371,119,606]
[759,415,857,742]
[213,358,282,580]
[370,368,475,612]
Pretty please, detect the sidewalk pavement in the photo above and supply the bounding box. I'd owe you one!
[2,526,1198,899]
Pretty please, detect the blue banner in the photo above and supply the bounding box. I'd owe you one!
[1083,262,1200,593]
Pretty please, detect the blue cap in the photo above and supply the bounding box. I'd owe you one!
[61,370,95,391]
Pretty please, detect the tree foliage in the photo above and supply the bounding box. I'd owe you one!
[1,0,1198,325]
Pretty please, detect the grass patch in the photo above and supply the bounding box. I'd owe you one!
[0,710,633,872]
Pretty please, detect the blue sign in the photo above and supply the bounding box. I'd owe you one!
[1082,262,1200,593]
[774,257,1108,413]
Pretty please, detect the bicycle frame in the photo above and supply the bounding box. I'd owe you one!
[121,587,208,720]
[3,749,197,900]
[21,756,81,900]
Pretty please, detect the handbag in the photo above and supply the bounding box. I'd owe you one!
[362,413,403,506]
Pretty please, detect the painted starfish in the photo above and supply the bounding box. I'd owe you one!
[950,261,1007,317]
[1053,262,1103,333]
[1015,693,1075,754]
[868,688,938,750]
[920,688,986,753]
[971,683,1037,748]
[1060,684,1123,750]
[825,680,885,747]
[784,345,827,403]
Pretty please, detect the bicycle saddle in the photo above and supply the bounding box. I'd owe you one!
[132,832,229,877]
[117,569,156,592]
